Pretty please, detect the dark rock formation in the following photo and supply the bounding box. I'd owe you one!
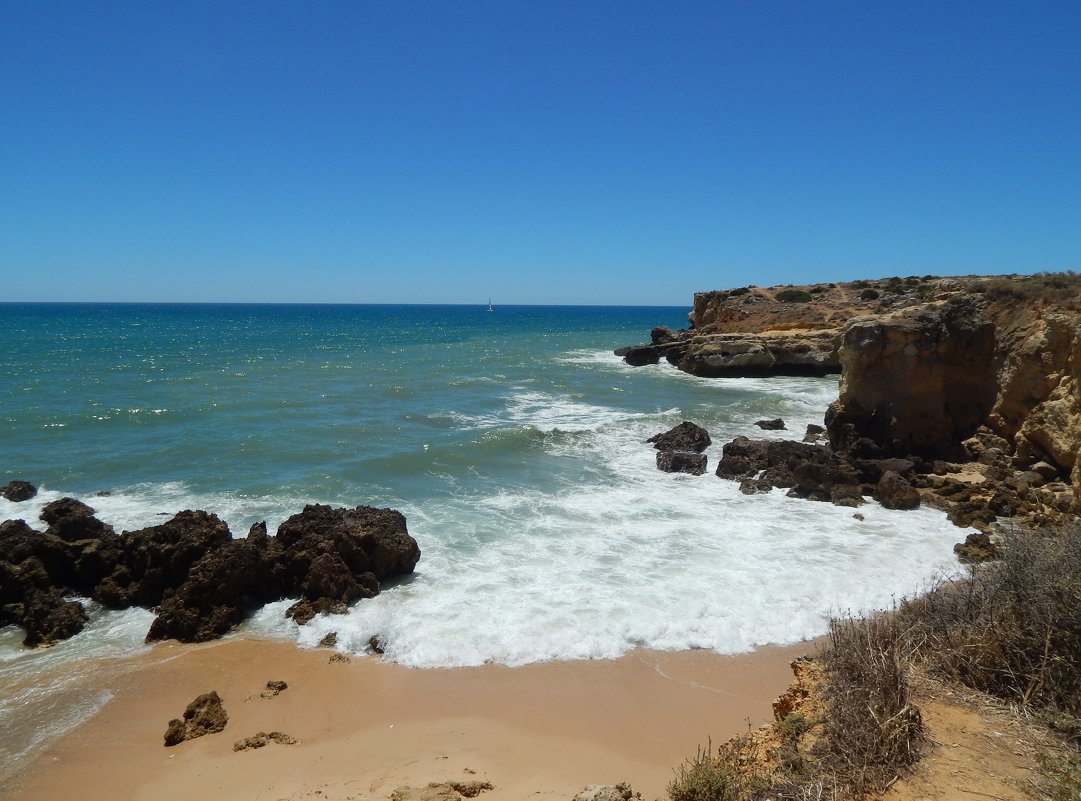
[953,531,999,563]
[873,471,921,510]
[164,691,228,746]
[40,497,95,525]
[716,437,830,484]
[656,451,707,475]
[2,481,37,502]
[261,680,288,698]
[739,478,773,495]
[755,418,786,430]
[647,421,711,453]
[1,501,421,648]
[145,535,270,642]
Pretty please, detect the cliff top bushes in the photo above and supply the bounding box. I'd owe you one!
[970,271,1081,310]
[899,524,1081,719]
[667,523,1081,800]
[775,289,813,303]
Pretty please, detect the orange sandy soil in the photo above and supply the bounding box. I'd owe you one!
[2,637,811,801]
[883,672,1058,801]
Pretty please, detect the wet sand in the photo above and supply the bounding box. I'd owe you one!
[4,637,813,801]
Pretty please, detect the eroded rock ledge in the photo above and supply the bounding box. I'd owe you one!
[628,273,1081,522]
[0,501,421,648]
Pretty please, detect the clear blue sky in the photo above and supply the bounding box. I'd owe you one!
[2,1,1079,305]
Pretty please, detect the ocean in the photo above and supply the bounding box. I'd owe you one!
[0,303,961,770]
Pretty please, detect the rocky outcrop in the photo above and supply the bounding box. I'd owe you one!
[637,273,1081,530]
[986,312,1081,509]
[656,451,708,475]
[2,480,37,502]
[0,502,421,648]
[164,691,228,746]
[825,298,997,458]
[647,421,711,452]
[675,329,841,377]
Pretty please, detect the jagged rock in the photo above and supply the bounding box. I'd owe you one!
[739,478,773,495]
[318,631,338,648]
[755,418,786,430]
[792,460,861,497]
[650,326,681,345]
[572,782,641,801]
[656,451,707,475]
[874,471,921,510]
[826,298,997,458]
[621,345,662,366]
[40,497,95,525]
[145,537,266,642]
[802,424,826,443]
[19,589,88,647]
[3,499,421,649]
[716,437,831,486]
[261,680,288,698]
[830,484,865,507]
[233,731,297,751]
[101,510,233,610]
[163,691,228,746]
[647,421,711,452]
[954,532,999,563]
[369,634,386,654]
[2,480,37,502]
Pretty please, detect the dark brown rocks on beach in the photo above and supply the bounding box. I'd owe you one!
[0,501,421,648]
[164,691,228,746]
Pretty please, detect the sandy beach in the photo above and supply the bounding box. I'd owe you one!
[3,638,812,801]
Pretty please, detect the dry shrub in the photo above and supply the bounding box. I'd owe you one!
[814,614,924,797]
[667,736,767,801]
[900,524,1081,714]
[969,271,1081,310]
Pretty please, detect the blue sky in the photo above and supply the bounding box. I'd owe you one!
[2,1,1079,305]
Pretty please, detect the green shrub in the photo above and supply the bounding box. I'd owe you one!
[776,289,813,303]
[729,286,751,296]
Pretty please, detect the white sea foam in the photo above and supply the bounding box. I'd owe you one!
[2,372,969,673]
[243,378,966,668]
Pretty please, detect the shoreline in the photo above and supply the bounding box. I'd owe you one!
[3,636,815,801]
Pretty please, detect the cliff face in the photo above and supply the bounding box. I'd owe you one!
[825,298,997,458]
[623,272,1081,513]
[823,276,1081,510]
[987,311,1081,505]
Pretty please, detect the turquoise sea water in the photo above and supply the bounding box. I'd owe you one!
[0,303,965,772]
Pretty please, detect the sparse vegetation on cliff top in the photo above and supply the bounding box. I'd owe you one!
[669,523,1081,800]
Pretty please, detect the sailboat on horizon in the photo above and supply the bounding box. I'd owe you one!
[487,298,494,312]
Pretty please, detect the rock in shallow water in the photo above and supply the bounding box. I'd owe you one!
[656,451,708,475]
[1,480,37,502]
[647,421,711,453]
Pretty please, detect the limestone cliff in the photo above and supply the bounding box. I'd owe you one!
[825,298,997,458]
[624,272,1081,513]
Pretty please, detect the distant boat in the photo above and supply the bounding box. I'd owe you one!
[487,298,494,312]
